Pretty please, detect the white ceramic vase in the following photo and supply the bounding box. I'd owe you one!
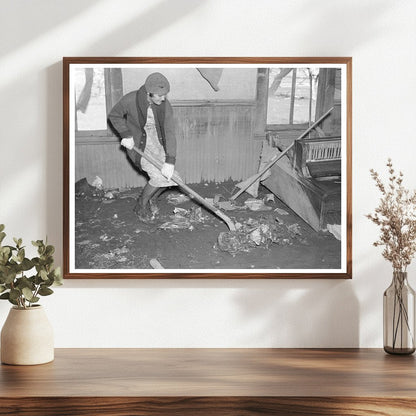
[1,305,54,365]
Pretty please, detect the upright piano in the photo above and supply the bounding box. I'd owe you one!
[262,134,342,232]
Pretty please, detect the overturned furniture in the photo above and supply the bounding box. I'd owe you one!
[262,135,342,232]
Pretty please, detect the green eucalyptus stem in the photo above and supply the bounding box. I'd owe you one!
[31,284,41,307]
[21,271,28,309]
[18,294,25,309]
[0,224,62,308]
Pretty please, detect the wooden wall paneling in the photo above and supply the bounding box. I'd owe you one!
[173,102,260,184]
[75,102,261,189]
[75,140,146,189]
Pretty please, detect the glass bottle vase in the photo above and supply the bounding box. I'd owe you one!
[383,271,416,355]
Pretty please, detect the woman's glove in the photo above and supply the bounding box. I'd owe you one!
[120,137,135,150]
[161,163,175,180]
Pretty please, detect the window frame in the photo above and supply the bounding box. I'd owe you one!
[75,68,123,139]
[266,67,319,132]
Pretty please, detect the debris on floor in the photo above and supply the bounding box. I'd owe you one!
[216,200,239,211]
[118,189,140,199]
[74,181,342,269]
[166,192,191,205]
[326,223,341,241]
[158,207,208,231]
[211,194,246,211]
[134,225,150,234]
[91,176,103,190]
[244,198,273,211]
[150,258,165,269]
[104,191,116,199]
[91,246,130,267]
[217,216,304,255]
[274,207,289,216]
[287,223,302,236]
[99,233,113,242]
[264,193,275,203]
[75,177,102,197]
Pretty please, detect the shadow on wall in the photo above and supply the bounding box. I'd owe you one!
[58,277,359,348]
[44,0,394,264]
[45,0,204,264]
[76,0,203,56]
[2,0,203,56]
[233,280,359,348]
[291,0,394,51]
[1,0,102,56]
[0,302,11,329]
[354,245,401,348]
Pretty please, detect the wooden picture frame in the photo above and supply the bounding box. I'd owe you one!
[63,57,352,279]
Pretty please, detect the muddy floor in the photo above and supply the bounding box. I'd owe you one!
[74,181,341,271]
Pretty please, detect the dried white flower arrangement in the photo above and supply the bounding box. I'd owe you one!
[366,159,416,272]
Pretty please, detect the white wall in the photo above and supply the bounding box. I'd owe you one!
[1,0,415,348]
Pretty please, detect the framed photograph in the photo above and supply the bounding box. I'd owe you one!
[63,57,352,279]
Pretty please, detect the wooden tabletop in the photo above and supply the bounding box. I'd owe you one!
[1,348,415,415]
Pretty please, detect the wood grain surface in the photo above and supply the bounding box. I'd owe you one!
[1,348,414,415]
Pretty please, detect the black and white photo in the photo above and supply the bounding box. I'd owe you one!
[63,58,352,278]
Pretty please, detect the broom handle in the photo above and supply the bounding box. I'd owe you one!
[132,146,236,231]
[230,107,334,201]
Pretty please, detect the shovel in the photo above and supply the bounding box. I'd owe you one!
[131,146,236,231]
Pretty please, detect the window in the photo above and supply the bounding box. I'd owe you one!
[74,68,122,136]
[267,68,319,126]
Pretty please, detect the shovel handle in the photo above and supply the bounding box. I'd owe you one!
[131,146,236,231]
[230,143,294,201]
